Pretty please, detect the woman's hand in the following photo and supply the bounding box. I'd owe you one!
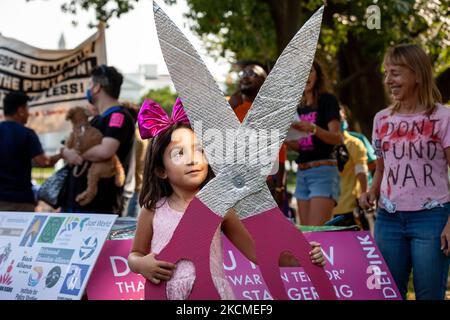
[309,241,326,267]
[292,121,315,133]
[62,148,84,166]
[359,191,377,210]
[441,219,450,256]
[285,140,300,152]
[140,252,176,284]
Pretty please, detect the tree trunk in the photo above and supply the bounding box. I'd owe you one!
[264,0,303,55]
[436,67,450,103]
[336,33,387,139]
[263,1,388,139]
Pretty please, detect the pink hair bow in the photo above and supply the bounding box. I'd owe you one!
[138,97,190,139]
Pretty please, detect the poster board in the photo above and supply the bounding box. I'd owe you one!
[0,211,116,300]
[86,231,401,300]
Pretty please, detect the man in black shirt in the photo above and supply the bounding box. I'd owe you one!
[61,65,135,214]
[0,91,61,211]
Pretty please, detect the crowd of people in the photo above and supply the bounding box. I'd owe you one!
[0,43,449,300]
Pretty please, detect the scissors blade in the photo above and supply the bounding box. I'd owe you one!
[190,6,325,219]
[153,1,240,175]
[239,6,324,179]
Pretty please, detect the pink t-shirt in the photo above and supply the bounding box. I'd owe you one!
[372,104,450,212]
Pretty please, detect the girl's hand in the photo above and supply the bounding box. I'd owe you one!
[359,191,377,210]
[441,220,450,256]
[292,121,315,133]
[141,252,176,284]
[309,241,326,267]
[278,242,326,267]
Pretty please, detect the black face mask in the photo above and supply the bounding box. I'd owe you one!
[86,88,94,104]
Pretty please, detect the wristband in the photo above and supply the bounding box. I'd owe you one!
[311,123,317,135]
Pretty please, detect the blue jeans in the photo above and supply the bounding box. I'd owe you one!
[294,164,340,203]
[127,192,140,218]
[375,203,450,300]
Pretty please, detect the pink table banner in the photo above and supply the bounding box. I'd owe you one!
[86,231,401,300]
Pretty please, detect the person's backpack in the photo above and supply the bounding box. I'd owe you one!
[334,144,349,172]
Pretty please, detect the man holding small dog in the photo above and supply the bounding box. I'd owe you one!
[0,91,61,212]
[61,65,135,214]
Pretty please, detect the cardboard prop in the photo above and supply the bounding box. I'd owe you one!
[147,1,334,300]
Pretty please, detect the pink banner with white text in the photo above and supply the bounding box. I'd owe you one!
[86,231,401,300]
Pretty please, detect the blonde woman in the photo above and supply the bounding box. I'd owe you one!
[360,44,450,300]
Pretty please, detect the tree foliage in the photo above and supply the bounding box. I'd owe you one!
[169,0,450,133]
[172,0,449,76]
[173,0,277,70]
[139,86,178,114]
[33,0,450,134]
[43,0,449,75]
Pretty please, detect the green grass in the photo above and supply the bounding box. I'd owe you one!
[286,170,296,194]
[32,167,54,185]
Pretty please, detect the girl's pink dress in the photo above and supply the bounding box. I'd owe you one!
[151,197,235,300]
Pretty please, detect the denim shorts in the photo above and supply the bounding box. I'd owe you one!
[375,203,450,300]
[294,164,340,203]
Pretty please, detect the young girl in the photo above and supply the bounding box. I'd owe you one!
[128,98,326,300]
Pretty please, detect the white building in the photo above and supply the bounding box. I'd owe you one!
[120,63,228,103]
[120,64,175,103]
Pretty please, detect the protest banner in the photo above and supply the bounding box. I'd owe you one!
[0,26,106,133]
[86,231,401,300]
[0,211,116,300]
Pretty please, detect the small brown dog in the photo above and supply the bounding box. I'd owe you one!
[65,106,125,206]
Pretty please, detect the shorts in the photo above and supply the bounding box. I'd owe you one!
[294,164,340,203]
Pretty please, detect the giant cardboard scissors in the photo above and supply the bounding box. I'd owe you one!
[145,1,335,300]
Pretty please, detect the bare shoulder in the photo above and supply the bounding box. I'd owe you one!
[132,206,155,254]
[137,207,155,226]
[134,206,156,237]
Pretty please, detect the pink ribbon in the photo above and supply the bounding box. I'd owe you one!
[137,98,190,139]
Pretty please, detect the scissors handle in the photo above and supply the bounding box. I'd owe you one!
[144,197,222,300]
[243,208,337,300]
